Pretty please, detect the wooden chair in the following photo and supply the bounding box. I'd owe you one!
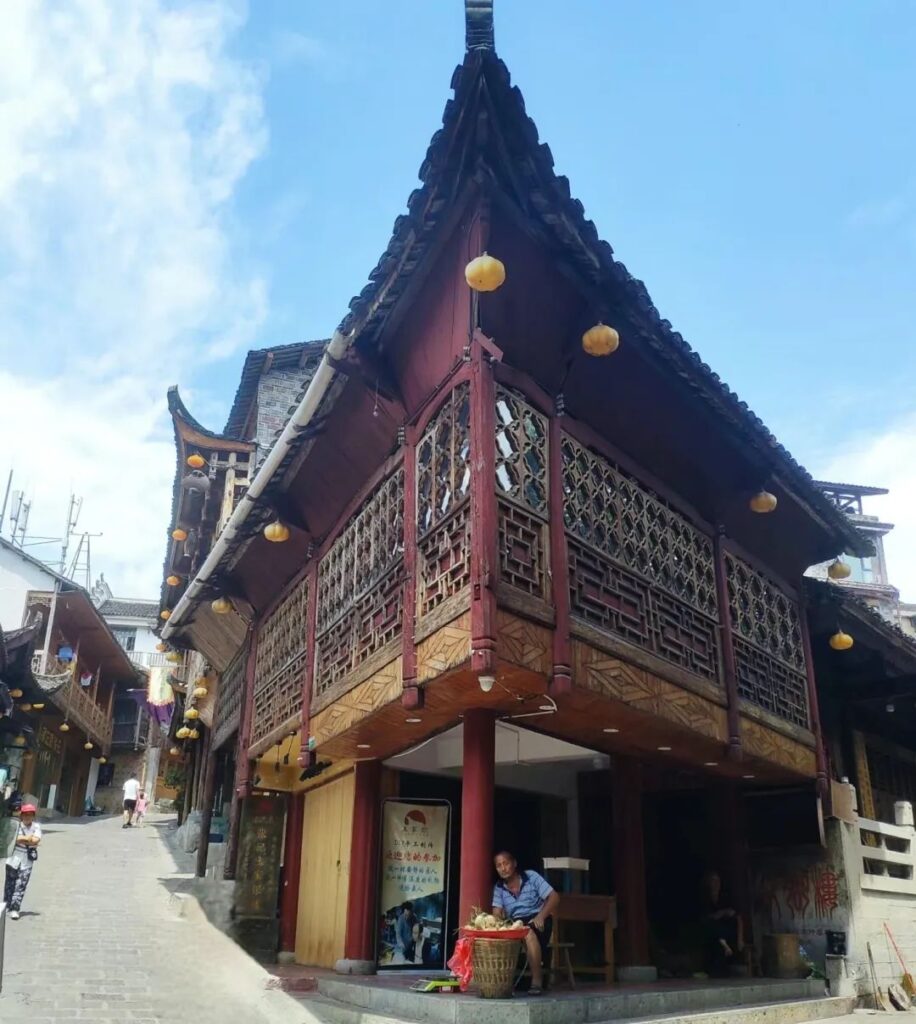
[547,937,577,990]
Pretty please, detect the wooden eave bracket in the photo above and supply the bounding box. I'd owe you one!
[473,328,503,362]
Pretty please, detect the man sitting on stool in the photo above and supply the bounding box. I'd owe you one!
[492,850,559,995]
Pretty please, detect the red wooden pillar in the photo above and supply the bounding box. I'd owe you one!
[225,633,258,880]
[548,409,572,695]
[713,528,742,760]
[612,758,650,970]
[342,760,383,966]
[799,606,830,802]
[401,428,421,709]
[459,708,496,925]
[298,560,319,768]
[279,792,305,954]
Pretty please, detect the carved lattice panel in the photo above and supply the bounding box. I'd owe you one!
[213,644,247,750]
[314,466,405,697]
[497,499,548,599]
[251,576,309,745]
[417,383,471,534]
[494,387,548,516]
[734,637,809,729]
[561,433,716,617]
[417,501,471,619]
[725,553,805,672]
[568,538,719,682]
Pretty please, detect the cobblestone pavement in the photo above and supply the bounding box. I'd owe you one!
[0,813,309,1024]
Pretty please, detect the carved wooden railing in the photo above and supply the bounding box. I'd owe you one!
[213,644,247,751]
[54,677,113,748]
[251,579,309,747]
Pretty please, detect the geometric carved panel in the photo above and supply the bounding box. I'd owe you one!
[573,640,726,741]
[213,644,247,751]
[417,612,471,684]
[498,499,548,600]
[496,610,552,676]
[741,716,816,777]
[309,657,402,748]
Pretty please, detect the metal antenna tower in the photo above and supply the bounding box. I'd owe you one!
[60,494,83,573]
[67,530,103,589]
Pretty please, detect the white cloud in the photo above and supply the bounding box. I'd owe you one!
[816,413,916,603]
[0,0,267,597]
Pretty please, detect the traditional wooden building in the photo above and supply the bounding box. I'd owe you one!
[160,4,873,977]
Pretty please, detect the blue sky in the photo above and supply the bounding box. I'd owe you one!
[0,1,913,598]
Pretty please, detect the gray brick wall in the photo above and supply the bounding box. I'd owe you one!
[255,363,320,465]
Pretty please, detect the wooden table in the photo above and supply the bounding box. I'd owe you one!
[553,894,617,985]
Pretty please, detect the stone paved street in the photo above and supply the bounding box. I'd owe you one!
[0,814,310,1024]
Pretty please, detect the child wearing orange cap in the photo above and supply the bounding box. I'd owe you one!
[4,803,41,919]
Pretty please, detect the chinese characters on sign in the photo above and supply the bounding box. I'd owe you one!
[235,795,286,919]
[378,800,449,971]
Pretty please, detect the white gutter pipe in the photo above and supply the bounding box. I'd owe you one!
[162,328,351,637]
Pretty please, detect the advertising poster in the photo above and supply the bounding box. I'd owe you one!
[378,800,450,970]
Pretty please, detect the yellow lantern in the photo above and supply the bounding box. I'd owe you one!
[582,323,620,357]
[156,642,168,653]
[464,252,506,292]
[169,746,181,756]
[99,756,107,764]
[12,735,26,747]
[211,596,232,615]
[172,528,188,542]
[828,559,851,581]
[193,686,208,699]
[166,574,181,587]
[176,726,191,740]
[264,520,290,543]
[84,741,93,751]
[9,689,22,699]
[749,490,778,514]
[188,728,200,740]
[829,630,854,651]
[19,703,32,712]
[166,651,181,664]
[186,453,206,469]
[160,609,171,621]
[32,703,45,711]
[59,722,70,733]
[184,708,200,721]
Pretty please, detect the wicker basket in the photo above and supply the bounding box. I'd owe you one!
[472,936,522,999]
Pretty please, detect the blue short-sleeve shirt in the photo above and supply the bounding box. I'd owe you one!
[492,870,554,920]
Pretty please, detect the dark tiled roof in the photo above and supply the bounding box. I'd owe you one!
[97,598,159,622]
[814,480,890,497]
[806,578,916,663]
[223,340,328,439]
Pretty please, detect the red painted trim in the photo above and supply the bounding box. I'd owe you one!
[560,414,714,540]
[469,334,498,676]
[459,709,495,925]
[612,758,650,966]
[548,413,572,696]
[279,792,304,953]
[314,450,405,564]
[299,560,320,765]
[235,632,258,797]
[713,526,742,759]
[799,606,829,800]
[343,760,383,962]
[401,428,420,704]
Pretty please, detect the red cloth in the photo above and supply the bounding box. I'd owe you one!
[447,937,474,991]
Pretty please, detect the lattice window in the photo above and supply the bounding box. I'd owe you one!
[213,645,247,751]
[561,433,717,617]
[495,387,548,516]
[251,577,309,746]
[726,552,809,728]
[418,501,472,619]
[418,383,471,535]
[315,466,405,696]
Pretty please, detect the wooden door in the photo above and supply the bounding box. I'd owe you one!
[295,771,355,967]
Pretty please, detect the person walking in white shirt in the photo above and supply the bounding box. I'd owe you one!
[122,775,140,828]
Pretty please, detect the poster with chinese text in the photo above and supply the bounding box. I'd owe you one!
[378,800,450,970]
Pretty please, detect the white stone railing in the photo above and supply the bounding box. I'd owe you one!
[858,816,916,895]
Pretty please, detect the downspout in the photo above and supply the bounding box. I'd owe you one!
[162,329,351,637]
[40,581,61,673]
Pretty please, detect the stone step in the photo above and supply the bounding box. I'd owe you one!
[298,977,853,1024]
[298,992,852,1024]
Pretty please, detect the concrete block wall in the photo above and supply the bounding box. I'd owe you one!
[255,366,319,464]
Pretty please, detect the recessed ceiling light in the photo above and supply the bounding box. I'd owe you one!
[538,704,554,712]
[657,746,672,752]
[704,761,718,767]
[743,774,755,780]
[603,727,620,734]
[406,717,422,723]
[357,743,371,749]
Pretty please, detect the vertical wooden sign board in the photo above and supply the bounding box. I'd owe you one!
[233,793,286,962]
